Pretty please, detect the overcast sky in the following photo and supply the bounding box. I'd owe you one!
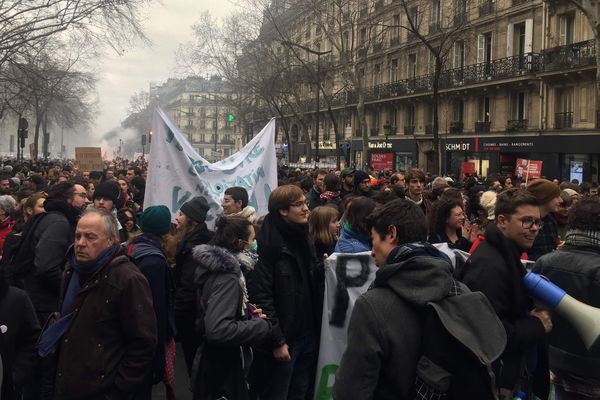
[93,0,235,141]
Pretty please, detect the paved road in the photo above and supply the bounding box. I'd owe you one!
[152,343,193,400]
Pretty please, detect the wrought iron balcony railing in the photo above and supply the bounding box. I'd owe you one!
[512,0,529,6]
[507,119,528,132]
[541,39,596,72]
[404,125,415,135]
[370,127,380,135]
[555,112,573,129]
[479,1,495,17]
[475,121,491,133]
[450,121,464,133]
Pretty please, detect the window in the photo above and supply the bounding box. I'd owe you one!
[453,99,464,123]
[406,104,416,127]
[506,19,533,56]
[408,53,417,78]
[478,96,491,121]
[200,120,206,129]
[360,28,367,46]
[559,13,575,45]
[373,63,382,86]
[431,0,441,24]
[390,58,399,82]
[392,14,401,44]
[343,31,350,51]
[511,92,526,120]
[477,32,493,65]
[453,41,465,68]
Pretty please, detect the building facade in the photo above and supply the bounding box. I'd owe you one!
[159,76,242,162]
[260,0,599,181]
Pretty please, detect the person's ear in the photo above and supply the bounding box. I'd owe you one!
[279,208,289,218]
[387,225,398,245]
[497,214,508,229]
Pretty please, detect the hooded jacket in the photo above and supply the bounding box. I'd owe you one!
[190,244,272,400]
[334,243,505,400]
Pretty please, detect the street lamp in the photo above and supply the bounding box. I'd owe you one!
[281,40,331,163]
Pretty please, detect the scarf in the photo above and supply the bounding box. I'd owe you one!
[565,229,600,249]
[37,245,117,357]
[320,190,340,201]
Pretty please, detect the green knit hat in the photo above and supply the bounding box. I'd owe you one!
[139,205,172,236]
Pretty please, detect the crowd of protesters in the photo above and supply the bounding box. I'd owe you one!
[0,157,598,400]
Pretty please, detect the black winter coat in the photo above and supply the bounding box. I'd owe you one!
[455,224,550,399]
[27,201,78,324]
[190,244,272,400]
[533,244,600,380]
[247,213,323,349]
[0,286,40,399]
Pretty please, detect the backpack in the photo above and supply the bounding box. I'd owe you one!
[413,281,506,400]
[3,213,48,287]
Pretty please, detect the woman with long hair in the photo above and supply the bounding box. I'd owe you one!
[172,197,213,374]
[335,197,376,253]
[191,216,272,400]
[309,206,340,258]
[428,198,477,252]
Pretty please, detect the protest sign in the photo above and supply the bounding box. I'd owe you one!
[515,158,543,182]
[145,106,277,227]
[75,147,104,171]
[314,252,377,400]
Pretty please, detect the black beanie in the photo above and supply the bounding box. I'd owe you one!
[93,181,120,204]
[180,196,210,223]
[354,170,370,187]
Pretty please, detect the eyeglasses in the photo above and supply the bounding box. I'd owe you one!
[290,199,309,208]
[519,217,544,229]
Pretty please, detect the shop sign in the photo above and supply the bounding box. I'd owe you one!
[368,141,393,149]
[515,158,543,181]
[445,142,471,151]
[370,152,393,171]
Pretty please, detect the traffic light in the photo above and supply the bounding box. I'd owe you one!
[227,113,235,122]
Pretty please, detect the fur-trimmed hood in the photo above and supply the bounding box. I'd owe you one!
[192,244,240,275]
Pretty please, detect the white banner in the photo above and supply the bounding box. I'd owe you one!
[314,252,377,400]
[145,106,277,226]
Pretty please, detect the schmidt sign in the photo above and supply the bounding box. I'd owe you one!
[445,142,471,151]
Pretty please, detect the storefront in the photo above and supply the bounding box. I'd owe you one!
[443,135,600,182]
[357,138,418,172]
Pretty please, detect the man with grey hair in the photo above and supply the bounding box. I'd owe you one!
[38,208,157,399]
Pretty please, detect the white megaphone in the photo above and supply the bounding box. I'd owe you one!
[524,272,600,351]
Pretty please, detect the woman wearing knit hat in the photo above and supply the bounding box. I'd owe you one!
[128,205,175,397]
[171,196,213,374]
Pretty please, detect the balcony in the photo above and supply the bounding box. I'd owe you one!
[429,22,441,35]
[370,127,380,136]
[404,125,415,135]
[512,0,529,6]
[390,36,400,46]
[453,12,467,27]
[450,121,464,133]
[373,41,383,53]
[541,39,596,72]
[479,1,495,17]
[475,121,491,133]
[507,119,528,132]
[555,112,573,129]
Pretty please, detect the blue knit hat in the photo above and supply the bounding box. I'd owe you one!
[139,205,172,236]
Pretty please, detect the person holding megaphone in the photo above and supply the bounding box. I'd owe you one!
[455,188,552,400]
[533,198,600,400]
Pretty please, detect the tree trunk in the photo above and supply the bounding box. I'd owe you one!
[431,60,443,175]
[326,106,342,169]
[357,92,368,170]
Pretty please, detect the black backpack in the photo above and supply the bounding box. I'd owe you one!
[413,281,506,400]
[2,213,48,287]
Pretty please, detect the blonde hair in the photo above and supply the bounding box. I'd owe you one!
[309,206,339,245]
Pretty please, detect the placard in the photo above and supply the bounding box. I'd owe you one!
[370,152,393,171]
[76,147,104,171]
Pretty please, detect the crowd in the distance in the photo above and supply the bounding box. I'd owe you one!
[0,158,598,400]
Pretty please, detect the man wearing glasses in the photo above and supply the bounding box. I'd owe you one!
[456,188,552,400]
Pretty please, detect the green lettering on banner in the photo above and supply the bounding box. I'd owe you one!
[172,186,192,213]
[315,364,338,400]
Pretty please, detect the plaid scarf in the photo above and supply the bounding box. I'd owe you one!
[565,229,600,248]
[320,190,340,201]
